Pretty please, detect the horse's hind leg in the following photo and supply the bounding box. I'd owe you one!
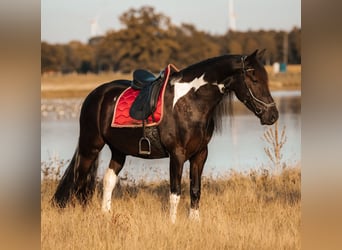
[53,137,104,207]
[102,149,126,213]
[74,139,104,204]
[189,147,208,221]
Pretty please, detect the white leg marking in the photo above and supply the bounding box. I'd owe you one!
[101,168,118,213]
[170,194,180,223]
[173,74,208,108]
[189,208,200,222]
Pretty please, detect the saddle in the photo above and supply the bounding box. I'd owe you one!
[111,64,179,155]
[129,69,164,121]
[127,69,164,155]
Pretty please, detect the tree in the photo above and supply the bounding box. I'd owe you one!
[172,24,221,68]
[97,6,180,72]
[288,27,301,64]
[41,6,301,74]
[65,41,94,73]
[41,42,65,73]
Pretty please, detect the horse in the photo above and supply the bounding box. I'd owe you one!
[52,49,278,223]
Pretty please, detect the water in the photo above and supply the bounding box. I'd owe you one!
[41,91,300,181]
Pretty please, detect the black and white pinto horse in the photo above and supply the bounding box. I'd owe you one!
[53,49,278,223]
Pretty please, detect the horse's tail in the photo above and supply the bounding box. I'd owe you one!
[52,147,99,208]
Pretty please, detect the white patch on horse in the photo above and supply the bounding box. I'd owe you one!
[212,83,225,93]
[173,74,208,108]
[101,168,118,213]
[170,193,180,223]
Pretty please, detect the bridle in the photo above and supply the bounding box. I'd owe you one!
[240,56,276,113]
[219,55,276,114]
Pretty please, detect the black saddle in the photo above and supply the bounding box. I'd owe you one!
[129,69,164,121]
[132,69,158,90]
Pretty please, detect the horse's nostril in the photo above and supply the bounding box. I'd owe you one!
[271,113,278,123]
[256,108,262,115]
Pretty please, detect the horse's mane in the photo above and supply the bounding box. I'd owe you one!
[181,55,236,75]
[212,90,234,133]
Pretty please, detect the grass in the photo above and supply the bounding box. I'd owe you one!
[41,65,301,99]
[262,121,288,172]
[41,166,301,249]
[265,65,301,91]
[41,72,131,99]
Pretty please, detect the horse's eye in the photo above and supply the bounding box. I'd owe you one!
[249,74,258,84]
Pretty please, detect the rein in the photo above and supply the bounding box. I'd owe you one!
[240,56,276,110]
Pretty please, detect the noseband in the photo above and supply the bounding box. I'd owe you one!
[240,56,276,111]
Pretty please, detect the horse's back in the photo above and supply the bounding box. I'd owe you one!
[82,79,130,109]
[85,80,130,100]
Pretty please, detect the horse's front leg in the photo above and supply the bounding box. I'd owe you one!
[169,151,185,223]
[189,146,208,221]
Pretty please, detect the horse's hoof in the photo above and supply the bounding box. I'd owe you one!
[101,206,112,214]
[189,208,200,222]
[170,216,177,224]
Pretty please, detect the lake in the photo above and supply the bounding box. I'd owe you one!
[41,90,300,181]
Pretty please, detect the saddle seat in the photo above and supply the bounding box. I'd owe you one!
[132,69,158,90]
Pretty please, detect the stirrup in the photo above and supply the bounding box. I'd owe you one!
[139,137,151,155]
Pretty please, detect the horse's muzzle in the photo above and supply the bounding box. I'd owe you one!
[260,106,279,125]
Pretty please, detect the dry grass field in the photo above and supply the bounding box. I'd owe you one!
[265,65,301,91]
[41,65,301,99]
[41,166,301,249]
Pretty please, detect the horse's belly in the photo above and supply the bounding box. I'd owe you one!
[108,126,169,159]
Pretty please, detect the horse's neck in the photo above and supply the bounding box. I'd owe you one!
[170,72,224,111]
[183,56,237,83]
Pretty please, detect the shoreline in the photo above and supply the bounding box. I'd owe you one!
[41,90,301,121]
[41,65,301,99]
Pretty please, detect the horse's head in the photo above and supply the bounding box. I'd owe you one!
[230,49,279,125]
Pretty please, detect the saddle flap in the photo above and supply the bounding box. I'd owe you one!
[129,78,163,120]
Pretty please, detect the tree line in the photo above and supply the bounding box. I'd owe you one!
[41,6,301,74]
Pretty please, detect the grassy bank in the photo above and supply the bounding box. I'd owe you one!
[41,167,301,249]
[41,65,301,99]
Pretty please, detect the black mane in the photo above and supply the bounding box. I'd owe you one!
[177,54,242,83]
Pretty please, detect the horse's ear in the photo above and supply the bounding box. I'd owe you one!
[247,49,266,60]
[246,49,266,64]
[245,50,259,63]
[257,49,266,60]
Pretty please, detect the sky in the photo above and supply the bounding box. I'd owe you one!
[41,0,301,44]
